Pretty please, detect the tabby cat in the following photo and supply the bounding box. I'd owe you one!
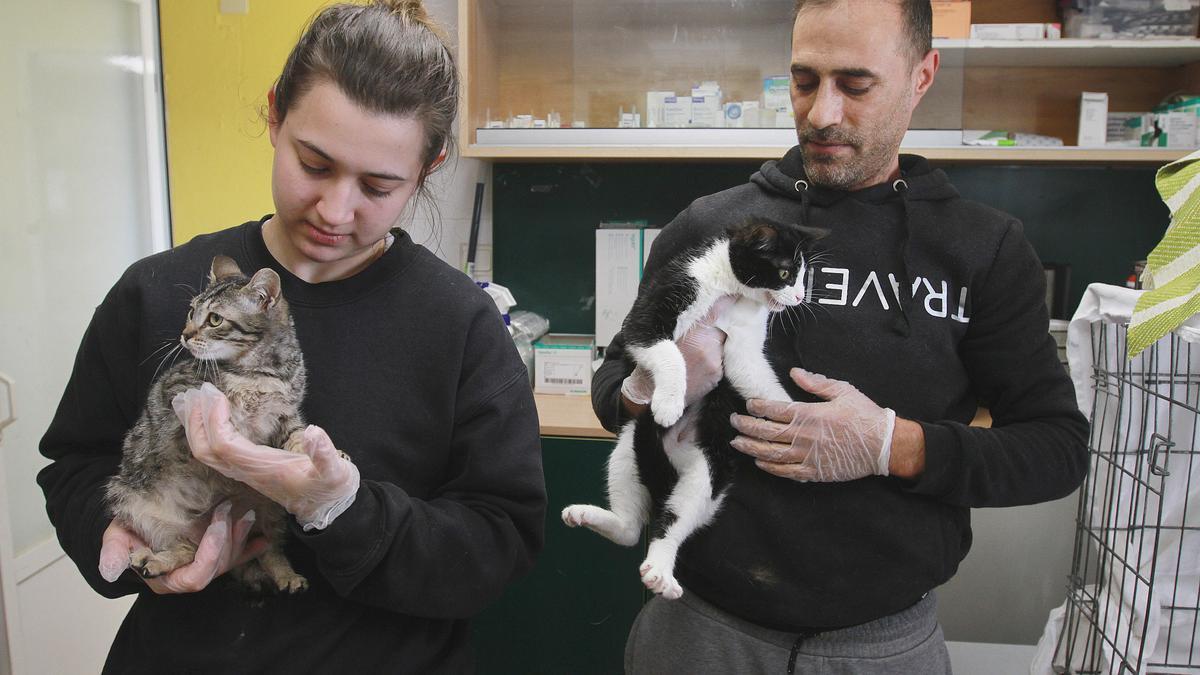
[106,255,310,593]
[563,219,824,599]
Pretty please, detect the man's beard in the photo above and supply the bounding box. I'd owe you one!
[797,125,874,190]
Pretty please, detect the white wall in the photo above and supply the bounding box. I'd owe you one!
[937,494,1079,645]
[410,0,494,278]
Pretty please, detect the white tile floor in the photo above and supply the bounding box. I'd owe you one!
[946,641,1038,674]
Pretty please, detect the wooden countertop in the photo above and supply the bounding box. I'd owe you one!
[534,394,992,439]
[535,393,615,439]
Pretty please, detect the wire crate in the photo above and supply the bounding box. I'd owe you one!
[1054,321,1200,674]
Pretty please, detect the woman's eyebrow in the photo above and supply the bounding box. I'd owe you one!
[297,139,406,181]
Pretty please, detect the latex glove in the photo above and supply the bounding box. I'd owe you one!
[173,382,360,531]
[729,368,896,482]
[98,501,266,594]
[620,295,735,407]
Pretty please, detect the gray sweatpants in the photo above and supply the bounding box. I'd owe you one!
[624,589,952,675]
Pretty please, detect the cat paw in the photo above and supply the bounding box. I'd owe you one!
[650,392,685,427]
[561,504,600,528]
[639,559,683,600]
[283,430,307,454]
[130,548,174,579]
[274,572,309,594]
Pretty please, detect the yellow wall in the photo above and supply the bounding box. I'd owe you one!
[160,1,331,245]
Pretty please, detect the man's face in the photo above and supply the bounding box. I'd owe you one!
[790,0,937,190]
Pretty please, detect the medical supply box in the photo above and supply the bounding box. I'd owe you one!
[533,334,596,395]
[931,1,971,39]
[595,227,660,348]
[1063,0,1200,39]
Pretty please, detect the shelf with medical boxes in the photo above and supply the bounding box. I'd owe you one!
[457,0,1200,163]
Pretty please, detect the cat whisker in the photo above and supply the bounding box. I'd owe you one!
[140,339,179,366]
[799,302,827,323]
[772,310,790,338]
[784,307,800,334]
[152,343,184,385]
[805,252,832,269]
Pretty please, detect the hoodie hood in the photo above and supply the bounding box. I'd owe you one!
[753,146,959,336]
[752,146,959,205]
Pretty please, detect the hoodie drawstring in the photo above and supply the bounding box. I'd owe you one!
[795,175,914,336]
[795,179,813,238]
[892,178,914,337]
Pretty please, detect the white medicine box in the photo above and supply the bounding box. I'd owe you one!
[533,334,595,395]
[1078,91,1109,147]
[595,228,661,348]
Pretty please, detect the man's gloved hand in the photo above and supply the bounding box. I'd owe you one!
[173,383,360,531]
[729,368,896,482]
[621,295,735,408]
[99,501,265,593]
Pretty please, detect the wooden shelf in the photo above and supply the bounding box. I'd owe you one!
[463,142,1192,163]
[936,38,1200,68]
[913,146,1190,163]
[460,0,1200,164]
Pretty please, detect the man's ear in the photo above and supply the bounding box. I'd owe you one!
[911,49,940,107]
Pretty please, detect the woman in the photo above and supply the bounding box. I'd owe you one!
[37,1,545,671]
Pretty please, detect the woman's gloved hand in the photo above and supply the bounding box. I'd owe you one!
[99,501,265,593]
[729,368,897,482]
[173,383,360,531]
[621,295,735,408]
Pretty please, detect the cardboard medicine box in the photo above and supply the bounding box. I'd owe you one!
[931,1,971,39]
[1078,92,1109,147]
[595,227,660,348]
[533,334,595,395]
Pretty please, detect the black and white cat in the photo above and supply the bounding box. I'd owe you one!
[563,219,824,599]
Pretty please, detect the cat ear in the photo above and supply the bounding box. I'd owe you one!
[210,256,244,283]
[793,224,830,242]
[747,223,779,251]
[247,268,282,309]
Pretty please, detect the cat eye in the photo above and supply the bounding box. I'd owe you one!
[778,269,790,280]
[206,313,224,327]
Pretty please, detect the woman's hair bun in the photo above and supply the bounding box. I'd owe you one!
[376,0,431,25]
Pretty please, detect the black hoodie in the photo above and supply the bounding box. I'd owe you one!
[592,149,1089,631]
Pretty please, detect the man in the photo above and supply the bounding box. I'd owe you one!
[590,0,1090,672]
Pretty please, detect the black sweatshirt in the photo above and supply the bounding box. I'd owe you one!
[592,150,1089,631]
[38,218,546,673]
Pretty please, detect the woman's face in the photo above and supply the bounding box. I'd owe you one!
[267,78,425,279]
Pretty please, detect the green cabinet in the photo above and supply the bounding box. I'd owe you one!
[473,437,647,674]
